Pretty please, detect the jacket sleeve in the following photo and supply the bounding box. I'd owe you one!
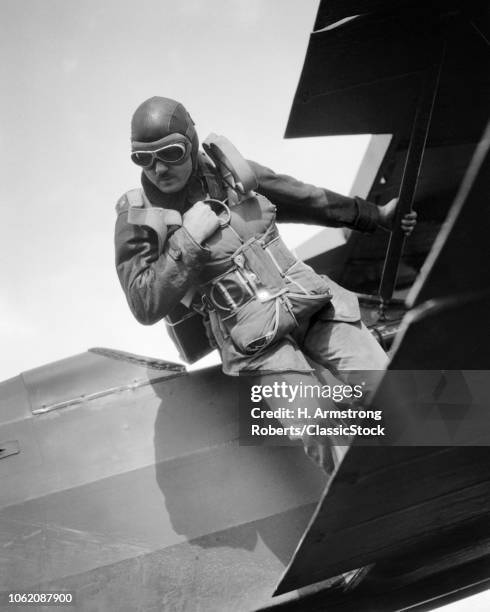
[114,195,211,325]
[247,159,380,233]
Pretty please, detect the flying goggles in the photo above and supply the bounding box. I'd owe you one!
[131,135,191,168]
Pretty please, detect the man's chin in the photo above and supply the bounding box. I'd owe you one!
[156,182,181,193]
[151,177,183,194]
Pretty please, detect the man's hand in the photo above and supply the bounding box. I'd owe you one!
[183,201,220,244]
[378,198,418,236]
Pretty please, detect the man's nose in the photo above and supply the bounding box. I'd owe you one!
[154,160,168,174]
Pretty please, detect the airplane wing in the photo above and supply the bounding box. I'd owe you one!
[290,0,489,296]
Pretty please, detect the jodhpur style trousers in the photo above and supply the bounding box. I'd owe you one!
[243,319,388,475]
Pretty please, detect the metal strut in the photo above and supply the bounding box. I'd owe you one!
[379,40,447,312]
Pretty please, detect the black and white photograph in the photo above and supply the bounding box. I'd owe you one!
[1,1,489,610]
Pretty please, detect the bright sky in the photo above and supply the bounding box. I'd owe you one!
[1,3,488,609]
[0,0,370,380]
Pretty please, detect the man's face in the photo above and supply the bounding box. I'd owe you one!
[143,156,193,194]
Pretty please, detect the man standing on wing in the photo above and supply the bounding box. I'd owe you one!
[115,96,416,474]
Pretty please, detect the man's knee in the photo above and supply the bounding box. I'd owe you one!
[302,319,388,373]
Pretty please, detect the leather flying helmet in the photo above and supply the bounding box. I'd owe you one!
[131,96,199,169]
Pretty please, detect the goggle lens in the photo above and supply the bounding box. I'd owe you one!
[131,152,154,167]
[157,144,187,163]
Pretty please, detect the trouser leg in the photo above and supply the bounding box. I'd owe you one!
[239,322,388,475]
[294,319,389,468]
[243,371,347,476]
[301,319,389,394]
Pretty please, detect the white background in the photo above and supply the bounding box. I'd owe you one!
[1,0,369,379]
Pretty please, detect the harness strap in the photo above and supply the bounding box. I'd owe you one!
[198,152,226,200]
[126,188,182,254]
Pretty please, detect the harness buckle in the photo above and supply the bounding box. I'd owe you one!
[200,294,214,312]
[203,198,231,227]
[234,253,245,268]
